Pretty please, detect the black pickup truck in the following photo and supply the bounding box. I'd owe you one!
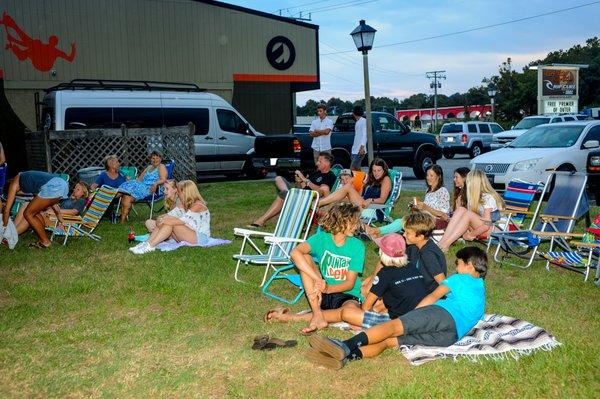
[252,112,442,179]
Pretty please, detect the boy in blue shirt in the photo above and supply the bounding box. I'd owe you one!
[305,246,487,369]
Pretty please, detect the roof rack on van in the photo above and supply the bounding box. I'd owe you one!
[45,79,206,93]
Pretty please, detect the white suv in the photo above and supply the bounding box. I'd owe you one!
[491,115,579,149]
[439,121,504,158]
[472,121,600,189]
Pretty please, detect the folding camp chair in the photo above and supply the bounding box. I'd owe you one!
[131,160,174,219]
[492,171,588,269]
[484,179,545,251]
[50,185,118,245]
[0,163,7,197]
[233,188,319,286]
[262,263,306,304]
[362,169,403,225]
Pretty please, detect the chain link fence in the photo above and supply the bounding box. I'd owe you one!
[25,124,196,186]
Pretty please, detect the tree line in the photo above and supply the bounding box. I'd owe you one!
[298,37,600,123]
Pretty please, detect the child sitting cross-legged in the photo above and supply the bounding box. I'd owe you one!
[305,246,487,369]
[263,202,365,334]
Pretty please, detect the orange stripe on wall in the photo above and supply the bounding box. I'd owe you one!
[233,73,317,82]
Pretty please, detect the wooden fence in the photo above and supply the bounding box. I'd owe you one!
[25,124,196,185]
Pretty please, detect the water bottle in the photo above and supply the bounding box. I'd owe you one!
[128,226,135,243]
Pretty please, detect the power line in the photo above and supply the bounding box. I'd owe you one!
[299,0,380,15]
[275,0,336,13]
[321,1,600,55]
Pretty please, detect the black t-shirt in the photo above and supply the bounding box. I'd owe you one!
[406,239,447,294]
[370,263,428,319]
[308,170,336,190]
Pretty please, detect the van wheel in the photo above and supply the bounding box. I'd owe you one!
[470,143,482,158]
[443,149,455,159]
[413,150,435,179]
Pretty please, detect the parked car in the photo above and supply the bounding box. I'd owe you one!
[587,149,600,204]
[40,79,267,178]
[471,120,600,189]
[252,111,442,179]
[491,115,579,150]
[293,124,310,134]
[439,121,503,158]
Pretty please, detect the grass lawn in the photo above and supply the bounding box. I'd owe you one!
[1,179,599,398]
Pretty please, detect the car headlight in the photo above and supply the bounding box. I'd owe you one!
[591,155,600,166]
[512,158,542,171]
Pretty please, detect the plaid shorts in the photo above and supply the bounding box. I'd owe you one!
[362,310,392,329]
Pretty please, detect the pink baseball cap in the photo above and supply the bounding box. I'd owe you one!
[373,233,406,257]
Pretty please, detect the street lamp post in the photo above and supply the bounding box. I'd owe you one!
[350,20,376,165]
[487,82,497,121]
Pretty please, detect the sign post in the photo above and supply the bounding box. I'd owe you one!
[536,64,588,115]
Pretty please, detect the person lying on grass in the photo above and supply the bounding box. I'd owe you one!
[129,180,209,254]
[264,202,365,334]
[266,233,428,331]
[305,246,487,370]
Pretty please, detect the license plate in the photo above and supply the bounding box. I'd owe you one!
[269,158,278,166]
[446,137,454,142]
[486,174,495,183]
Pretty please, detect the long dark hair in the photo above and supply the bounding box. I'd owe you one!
[366,158,389,187]
[426,165,444,193]
[453,167,470,210]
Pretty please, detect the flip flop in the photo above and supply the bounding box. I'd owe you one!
[251,334,270,350]
[28,241,50,249]
[246,223,263,229]
[259,337,298,351]
[262,306,291,323]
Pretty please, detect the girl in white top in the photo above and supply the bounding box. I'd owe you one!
[437,170,504,252]
[130,180,210,254]
[145,179,185,233]
[413,165,450,219]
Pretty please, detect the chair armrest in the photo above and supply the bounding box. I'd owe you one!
[539,214,578,222]
[571,241,600,249]
[499,209,536,215]
[367,203,390,210]
[533,231,584,238]
[233,227,273,237]
[264,236,305,245]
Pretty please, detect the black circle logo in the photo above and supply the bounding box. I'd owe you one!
[266,36,296,71]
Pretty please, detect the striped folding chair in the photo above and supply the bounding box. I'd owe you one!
[50,185,118,245]
[233,188,319,286]
[362,169,403,225]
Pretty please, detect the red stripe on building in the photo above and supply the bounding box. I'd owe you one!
[233,73,317,82]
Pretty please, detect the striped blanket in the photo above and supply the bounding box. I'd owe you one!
[400,314,560,366]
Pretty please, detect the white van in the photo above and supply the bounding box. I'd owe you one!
[39,80,264,177]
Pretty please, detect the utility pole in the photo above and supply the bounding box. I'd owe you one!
[426,71,446,133]
[507,57,512,92]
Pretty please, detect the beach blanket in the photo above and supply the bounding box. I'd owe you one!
[400,314,561,365]
[155,238,231,251]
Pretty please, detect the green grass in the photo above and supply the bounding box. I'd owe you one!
[1,180,599,398]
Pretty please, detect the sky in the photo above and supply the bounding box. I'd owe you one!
[225,0,600,106]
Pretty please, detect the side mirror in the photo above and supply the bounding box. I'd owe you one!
[511,125,515,130]
[583,140,600,149]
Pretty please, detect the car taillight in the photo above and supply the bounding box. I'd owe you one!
[293,139,301,153]
[461,134,467,144]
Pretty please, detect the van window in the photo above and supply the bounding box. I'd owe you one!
[478,124,491,133]
[491,124,503,133]
[217,109,249,135]
[468,124,477,133]
[163,108,209,135]
[113,108,162,128]
[65,107,113,129]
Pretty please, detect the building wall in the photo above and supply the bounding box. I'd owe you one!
[0,0,319,130]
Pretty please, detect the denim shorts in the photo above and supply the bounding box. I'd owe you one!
[38,177,69,199]
[362,310,392,328]
[350,153,365,170]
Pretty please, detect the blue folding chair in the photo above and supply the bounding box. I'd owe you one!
[0,163,7,197]
[362,169,403,225]
[262,264,305,304]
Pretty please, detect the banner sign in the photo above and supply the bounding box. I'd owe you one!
[542,69,577,96]
[543,99,578,114]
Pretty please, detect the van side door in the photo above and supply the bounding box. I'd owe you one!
[215,108,255,173]
[162,107,215,172]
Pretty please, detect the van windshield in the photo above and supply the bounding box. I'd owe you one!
[514,117,550,130]
[441,124,462,133]
[510,125,584,148]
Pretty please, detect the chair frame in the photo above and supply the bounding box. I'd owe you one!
[261,263,305,304]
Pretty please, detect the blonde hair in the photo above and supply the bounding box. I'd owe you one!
[319,202,361,235]
[402,210,435,238]
[104,154,119,170]
[163,179,178,211]
[379,250,408,267]
[465,170,504,213]
[177,180,205,211]
[75,181,90,199]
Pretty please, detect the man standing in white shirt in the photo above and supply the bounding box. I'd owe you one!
[350,106,367,171]
[309,104,333,166]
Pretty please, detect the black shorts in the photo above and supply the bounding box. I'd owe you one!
[320,292,361,310]
[397,305,458,347]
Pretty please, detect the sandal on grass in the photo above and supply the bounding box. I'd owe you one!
[28,241,50,249]
[251,334,270,350]
[263,307,291,323]
[246,223,263,229]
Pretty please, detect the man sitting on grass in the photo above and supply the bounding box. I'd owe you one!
[305,246,487,369]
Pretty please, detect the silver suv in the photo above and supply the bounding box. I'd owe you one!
[439,122,503,158]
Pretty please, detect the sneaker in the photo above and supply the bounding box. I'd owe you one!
[305,347,347,370]
[131,242,156,255]
[128,242,144,253]
[307,334,350,361]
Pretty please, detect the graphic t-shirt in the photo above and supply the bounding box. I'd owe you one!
[370,263,428,319]
[406,239,447,294]
[435,274,485,338]
[308,170,336,191]
[306,231,365,300]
